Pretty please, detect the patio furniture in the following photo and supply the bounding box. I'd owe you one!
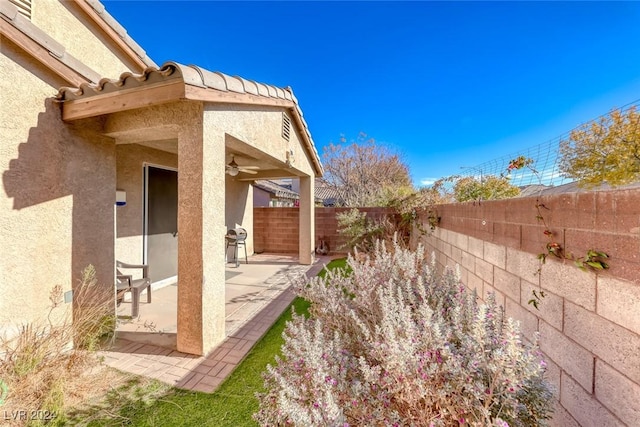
[226,227,248,268]
[116,261,151,318]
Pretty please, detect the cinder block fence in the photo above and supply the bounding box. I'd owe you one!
[254,207,395,254]
[414,189,640,427]
[253,189,640,426]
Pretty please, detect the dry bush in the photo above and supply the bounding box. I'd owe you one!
[337,208,410,254]
[0,265,115,426]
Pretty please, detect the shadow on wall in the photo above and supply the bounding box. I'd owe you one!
[2,97,116,299]
[225,172,250,259]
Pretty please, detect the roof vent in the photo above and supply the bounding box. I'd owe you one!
[282,112,291,142]
[9,0,31,20]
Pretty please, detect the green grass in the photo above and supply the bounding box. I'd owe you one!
[317,257,348,279]
[80,258,346,426]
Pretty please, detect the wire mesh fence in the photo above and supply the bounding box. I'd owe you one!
[458,99,640,188]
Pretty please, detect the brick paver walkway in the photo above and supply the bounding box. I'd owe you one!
[99,255,331,392]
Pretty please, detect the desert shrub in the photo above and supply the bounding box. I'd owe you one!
[337,208,382,252]
[0,265,114,425]
[337,208,406,252]
[255,242,554,426]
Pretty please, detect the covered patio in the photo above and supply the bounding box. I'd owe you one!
[56,62,323,356]
[102,254,332,392]
[114,253,320,348]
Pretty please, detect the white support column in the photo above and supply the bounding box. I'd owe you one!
[298,176,315,265]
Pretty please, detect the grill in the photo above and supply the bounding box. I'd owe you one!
[225,227,248,267]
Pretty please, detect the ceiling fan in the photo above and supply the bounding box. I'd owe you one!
[226,155,259,176]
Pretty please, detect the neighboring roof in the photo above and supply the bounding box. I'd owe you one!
[254,180,299,200]
[1,0,101,84]
[519,180,640,197]
[56,61,324,175]
[315,178,343,206]
[518,184,550,198]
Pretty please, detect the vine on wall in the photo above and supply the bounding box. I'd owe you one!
[506,156,609,309]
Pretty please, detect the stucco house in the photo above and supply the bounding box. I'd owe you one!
[1,0,322,356]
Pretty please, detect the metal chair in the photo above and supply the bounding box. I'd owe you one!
[116,261,151,318]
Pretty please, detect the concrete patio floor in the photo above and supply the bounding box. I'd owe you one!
[100,253,335,392]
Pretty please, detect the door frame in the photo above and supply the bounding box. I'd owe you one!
[143,163,178,288]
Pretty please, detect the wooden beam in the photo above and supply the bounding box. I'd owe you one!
[61,80,185,121]
[185,85,296,109]
[0,19,90,86]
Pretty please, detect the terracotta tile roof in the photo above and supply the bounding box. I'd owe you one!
[57,61,297,102]
[57,61,323,175]
[0,0,101,83]
[56,63,177,100]
[254,180,299,200]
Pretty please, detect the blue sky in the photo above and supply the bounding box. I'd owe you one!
[103,1,640,186]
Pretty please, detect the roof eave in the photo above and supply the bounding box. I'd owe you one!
[288,105,324,177]
[73,0,156,71]
[57,61,324,175]
[0,2,101,86]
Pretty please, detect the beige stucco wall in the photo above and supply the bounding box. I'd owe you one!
[178,103,226,354]
[109,103,317,270]
[115,143,178,267]
[1,36,115,336]
[204,104,316,178]
[31,0,140,78]
[206,104,317,266]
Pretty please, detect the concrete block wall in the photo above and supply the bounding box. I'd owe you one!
[254,207,397,254]
[254,207,300,253]
[413,188,640,426]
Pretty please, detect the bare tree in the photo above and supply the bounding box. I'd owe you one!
[322,133,413,207]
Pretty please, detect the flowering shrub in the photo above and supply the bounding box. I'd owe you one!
[255,242,554,426]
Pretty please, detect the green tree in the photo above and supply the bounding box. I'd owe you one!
[453,175,520,202]
[560,106,640,188]
[322,133,413,207]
